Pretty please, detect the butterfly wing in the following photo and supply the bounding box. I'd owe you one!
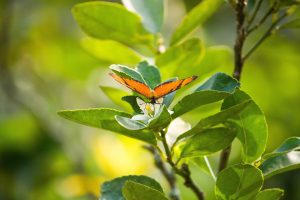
[153,75,197,99]
[109,73,153,98]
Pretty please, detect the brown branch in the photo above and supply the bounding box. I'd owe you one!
[143,145,180,200]
[160,131,205,200]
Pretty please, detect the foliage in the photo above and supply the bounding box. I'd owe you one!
[57,0,300,199]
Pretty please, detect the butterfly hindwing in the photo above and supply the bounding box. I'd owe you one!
[110,73,152,98]
[153,76,197,99]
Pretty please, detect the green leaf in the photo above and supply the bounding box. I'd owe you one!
[58,108,156,144]
[110,64,145,83]
[263,137,300,160]
[171,73,239,118]
[136,61,161,89]
[177,100,251,141]
[222,90,268,163]
[280,18,300,29]
[155,38,204,78]
[115,115,147,130]
[148,105,172,131]
[122,95,142,113]
[182,0,201,12]
[100,175,163,200]
[72,2,154,47]
[180,127,236,158]
[122,181,168,200]
[170,0,223,45]
[259,138,300,179]
[255,189,284,200]
[192,156,217,180]
[100,86,131,111]
[81,37,142,65]
[215,164,263,200]
[122,0,164,33]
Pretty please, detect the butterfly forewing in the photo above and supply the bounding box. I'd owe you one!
[110,73,152,98]
[153,76,197,99]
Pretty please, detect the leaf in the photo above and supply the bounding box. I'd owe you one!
[100,175,163,200]
[180,127,236,158]
[72,2,154,47]
[280,18,300,29]
[122,0,164,33]
[215,164,263,200]
[170,0,223,45]
[115,115,147,130]
[122,95,143,113]
[171,73,239,118]
[58,108,156,144]
[148,105,172,131]
[122,181,168,200]
[136,61,161,89]
[222,90,268,163]
[263,137,300,160]
[182,0,201,12]
[192,156,216,180]
[255,189,284,200]
[260,151,300,179]
[81,37,142,65]
[155,38,204,78]
[110,64,145,83]
[177,100,251,141]
[100,86,131,111]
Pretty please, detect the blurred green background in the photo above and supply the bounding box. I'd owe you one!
[0,0,299,200]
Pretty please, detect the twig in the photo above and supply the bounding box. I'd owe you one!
[160,131,205,200]
[143,145,180,200]
[243,12,288,61]
[247,2,277,35]
[247,0,263,28]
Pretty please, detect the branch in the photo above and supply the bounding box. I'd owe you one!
[247,2,277,35]
[247,0,263,28]
[160,131,205,200]
[143,145,180,200]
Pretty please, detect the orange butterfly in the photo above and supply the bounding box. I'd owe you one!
[110,73,197,103]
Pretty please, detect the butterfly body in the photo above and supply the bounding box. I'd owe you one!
[110,73,197,102]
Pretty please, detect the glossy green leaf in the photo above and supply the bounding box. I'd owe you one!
[72,2,154,47]
[260,151,300,179]
[100,175,163,200]
[122,95,142,113]
[110,64,145,83]
[155,38,204,78]
[122,0,164,33]
[222,90,268,163]
[170,0,223,45]
[58,108,156,144]
[115,115,147,130]
[136,61,161,89]
[171,73,239,118]
[148,105,172,131]
[180,127,236,158]
[215,164,263,200]
[177,100,251,141]
[122,181,168,200]
[100,86,131,111]
[81,37,142,65]
[255,189,284,200]
[263,137,300,160]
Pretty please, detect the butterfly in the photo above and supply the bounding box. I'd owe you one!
[110,73,198,103]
